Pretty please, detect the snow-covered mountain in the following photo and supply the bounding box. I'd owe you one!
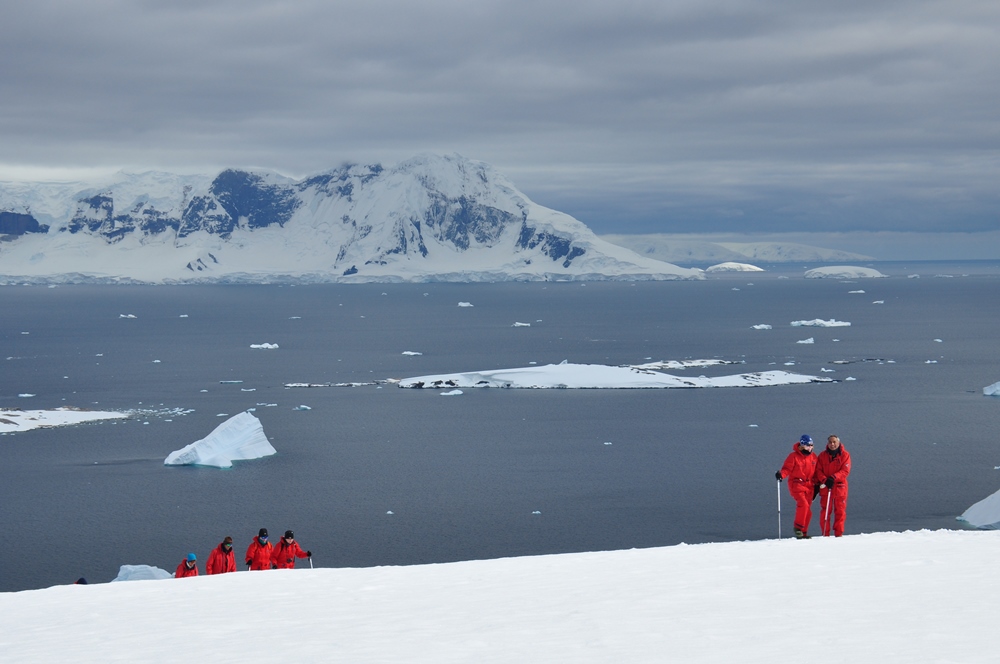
[0,155,701,283]
[601,234,874,264]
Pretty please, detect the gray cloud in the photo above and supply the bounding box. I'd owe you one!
[1,0,998,237]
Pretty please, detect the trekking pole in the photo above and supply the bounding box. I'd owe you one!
[824,483,834,536]
[309,556,313,569]
[776,479,782,539]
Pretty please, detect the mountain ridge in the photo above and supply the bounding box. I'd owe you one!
[0,154,701,283]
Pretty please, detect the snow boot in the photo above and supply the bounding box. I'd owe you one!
[794,529,811,539]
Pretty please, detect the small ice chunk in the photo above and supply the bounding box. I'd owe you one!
[402,351,423,356]
[873,300,884,304]
[111,565,173,582]
[457,302,474,307]
[293,405,312,411]
[749,424,759,428]
[846,377,857,381]
[934,339,943,343]
[386,510,394,515]
[821,368,835,372]
[604,441,613,445]
[250,343,279,350]
[119,314,137,319]
[440,390,463,396]
[179,314,189,318]
[925,360,938,364]
[848,290,865,294]
[532,511,542,515]
[791,319,851,327]
[152,360,161,363]
[18,393,35,398]
[797,338,815,344]
[513,322,531,327]
[752,324,772,330]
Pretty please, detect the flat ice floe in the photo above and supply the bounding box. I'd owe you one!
[791,319,850,327]
[0,407,128,434]
[164,411,276,469]
[804,266,887,279]
[250,343,279,349]
[398,362,833,389]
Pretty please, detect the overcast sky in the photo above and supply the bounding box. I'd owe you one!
[1,0,998,240]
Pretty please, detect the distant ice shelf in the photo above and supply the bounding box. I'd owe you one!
[0,407,128,434]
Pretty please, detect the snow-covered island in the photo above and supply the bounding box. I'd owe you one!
[1,530,998,662]
[398,362,833,389]
[164,411,276,468]
[0,407,127,433]
[804,266,887,279]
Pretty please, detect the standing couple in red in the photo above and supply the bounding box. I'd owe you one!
[776,434,852,539]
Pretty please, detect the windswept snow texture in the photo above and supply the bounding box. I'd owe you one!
[111,565,173,582]
[0,408,127,433]
[984,382,1000,396]
[164,411,276,469]
[705,261,764,272]
[804,266,887,279]
[958,488,1000,529]
[398,363,832,389]
[791,319,851,327]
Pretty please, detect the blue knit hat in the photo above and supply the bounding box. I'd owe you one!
[799,435,813,445]
[186,552,197,561]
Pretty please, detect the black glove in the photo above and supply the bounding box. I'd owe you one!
[246,560,252,568]
[825,477,835,488]
[306,551,312,557]
[775,471,783,481]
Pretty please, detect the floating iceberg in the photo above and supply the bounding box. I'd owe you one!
[250,343,279,349]
[958,487,1000,529]
[985,382,1000,397]
[804,266,887,279]
[111,565,173,582]
[398,362,833,390]
[705,262,764,272]
[752,324,772,330]
[164,411,276,469]
[457,302,474,307]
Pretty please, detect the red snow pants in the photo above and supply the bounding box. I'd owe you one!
[788,480,815,534]
[819,484,848,537]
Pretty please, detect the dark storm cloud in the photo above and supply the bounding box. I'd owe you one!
[1,0,998,234]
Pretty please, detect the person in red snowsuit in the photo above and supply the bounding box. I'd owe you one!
[271,530,312,569]
[206,536,236,575]
[246,528,275,570]
[175,552,199,578]
[814,435,852,537]
[776,435,818,538]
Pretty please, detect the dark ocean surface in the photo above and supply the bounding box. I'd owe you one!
[2,261,999,592]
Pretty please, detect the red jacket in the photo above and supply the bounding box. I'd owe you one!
[271,539,309,569]
[246,538,275,570]
[175,560,199,578]
[779,443,818,485]
[206,544,236,575]
[814,445,852,486]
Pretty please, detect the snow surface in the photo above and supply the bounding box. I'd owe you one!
[0,407,127,434]
[704,261,764,272]
[1,530,998,662]
[984,381,1000,396]
[163,411,276,468]
[804,266,887,279]
[398,362,832,389]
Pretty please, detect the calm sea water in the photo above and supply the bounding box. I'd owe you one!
[2,262,999,592]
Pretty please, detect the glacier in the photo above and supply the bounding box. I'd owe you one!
[0,154,701,284]
[164,411,276,469]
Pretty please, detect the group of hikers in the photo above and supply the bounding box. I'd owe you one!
[175,528,312,578]
[776,434,852,539]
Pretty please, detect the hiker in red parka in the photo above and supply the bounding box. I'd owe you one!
[175,552,199,578]
[271,530,312,570]
[246,528,275,570]
[776,434,819,539]
[206,536,236,575]
[814,435,852,537]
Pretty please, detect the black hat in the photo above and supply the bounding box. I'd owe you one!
[284,530,294,539]
[223,536,233,545]
[258,528,268,538]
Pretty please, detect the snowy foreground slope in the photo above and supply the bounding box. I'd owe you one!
[1,530,997,663]
[0,154,700,283]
